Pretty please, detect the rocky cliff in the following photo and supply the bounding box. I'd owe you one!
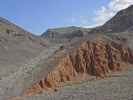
[24,36,133,96]
[42,26,90,42]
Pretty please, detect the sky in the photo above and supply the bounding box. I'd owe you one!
[0,0,133,35]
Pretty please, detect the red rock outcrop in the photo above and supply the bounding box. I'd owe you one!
[24,37,133,96]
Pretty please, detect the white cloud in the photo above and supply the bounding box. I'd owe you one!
[94,0,133,27]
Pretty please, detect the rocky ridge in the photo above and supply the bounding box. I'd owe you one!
[42,26,90,42]
[24,36,133,96]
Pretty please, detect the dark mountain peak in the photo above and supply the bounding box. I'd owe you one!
[103,5,133,32]
[126,4,133,10]
[90,5,133,33]
[111,5,133,19]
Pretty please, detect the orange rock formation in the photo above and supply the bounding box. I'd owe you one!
[24,38,133,96]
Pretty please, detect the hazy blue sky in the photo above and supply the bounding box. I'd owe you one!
[0,0,132,35]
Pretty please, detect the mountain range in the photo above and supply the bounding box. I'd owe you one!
[0,4,133,100]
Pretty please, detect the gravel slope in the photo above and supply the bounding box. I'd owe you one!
[23,67,133,100]
[0,43,62,100]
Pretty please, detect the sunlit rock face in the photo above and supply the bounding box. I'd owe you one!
[24,37,133,96]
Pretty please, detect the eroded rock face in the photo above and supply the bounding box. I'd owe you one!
[24,38,133,96]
